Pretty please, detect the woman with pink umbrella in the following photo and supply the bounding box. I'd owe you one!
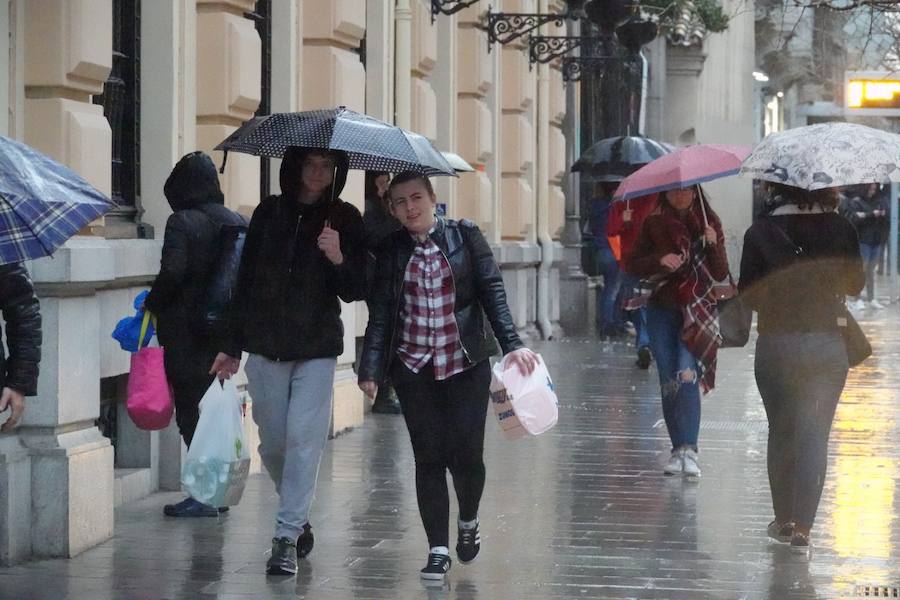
[617,144,749,477]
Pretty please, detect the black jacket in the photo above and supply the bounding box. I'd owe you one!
[0,263,41,396]
[739,212,864,333]
[144,152,247,351]
[225,147,366,361]
[840,192,888,246]
[358,218,523,384]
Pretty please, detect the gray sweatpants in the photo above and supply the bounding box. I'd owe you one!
[245,354,337,540]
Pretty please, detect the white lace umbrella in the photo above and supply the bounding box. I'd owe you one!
[740,122,900,190]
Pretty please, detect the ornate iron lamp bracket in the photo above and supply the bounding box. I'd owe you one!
[486,5,575,51]
[561,56,616,83]
[431,0,481,23]
[529,36,602,68]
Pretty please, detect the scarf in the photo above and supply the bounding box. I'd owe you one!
[662,205,721,394]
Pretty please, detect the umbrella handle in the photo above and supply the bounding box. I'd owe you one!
[219,150,229,174]
[697,186,709,247]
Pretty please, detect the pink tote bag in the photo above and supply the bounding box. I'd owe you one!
[126,312,174,430]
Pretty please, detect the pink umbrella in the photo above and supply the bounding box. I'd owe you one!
[612,144,752,201]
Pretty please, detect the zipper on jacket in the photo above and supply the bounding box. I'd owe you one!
[288,213,303,275]
[437,244,472,362]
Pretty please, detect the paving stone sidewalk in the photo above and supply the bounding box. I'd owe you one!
[1,305,899,599]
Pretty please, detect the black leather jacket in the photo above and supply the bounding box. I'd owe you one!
[358,218,523,384]
[0,263,41,396]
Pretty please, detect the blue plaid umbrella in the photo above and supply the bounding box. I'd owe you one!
[0,135,116,265]
[215,106,456,177]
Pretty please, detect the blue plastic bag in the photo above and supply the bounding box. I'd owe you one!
[112,290,155,352]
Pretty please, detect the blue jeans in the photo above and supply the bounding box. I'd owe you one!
[859,243,881,302]
[620,273,650,351]
[646,304,701,451]
[595,247,623,332]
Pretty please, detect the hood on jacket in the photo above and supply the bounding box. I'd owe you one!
[280,146,350,206]
[164,151,225,212]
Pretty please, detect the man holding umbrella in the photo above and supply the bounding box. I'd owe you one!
[210,147,367,575]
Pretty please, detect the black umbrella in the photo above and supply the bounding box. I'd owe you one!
[215,107,456,177]
[571,135,672,178]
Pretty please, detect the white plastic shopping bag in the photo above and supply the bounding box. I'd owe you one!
[490,353,558,439]
[181,379,251,507]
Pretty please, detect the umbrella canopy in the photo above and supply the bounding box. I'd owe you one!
[571,135,672,178]
[0,135,116,265]
[613,144,752,201]
[440,151,475,173]
[215,107,456,177]
[740,122,900,190]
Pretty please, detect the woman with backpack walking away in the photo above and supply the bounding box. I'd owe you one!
[145,151,247,518]
[626,185,729,479]
[739,183,864,555]
[357,171,538,582]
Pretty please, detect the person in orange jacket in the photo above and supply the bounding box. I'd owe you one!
[608,194,657,368]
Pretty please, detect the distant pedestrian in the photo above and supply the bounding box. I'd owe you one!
[210,147,367,575]
[587,183,626,337]
[362,170,402,414]
[357,171,538,582]
[0,263,41,431]
[608,193,657,368]
[144,151,246,518]
[627,185,729,478]
[739,183,863,555]
[839,183,887,310]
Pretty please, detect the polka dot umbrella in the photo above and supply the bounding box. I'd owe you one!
[215,107,456,177]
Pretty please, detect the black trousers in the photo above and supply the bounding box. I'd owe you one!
[755,331,848,527]
[391,359,492,548]
[163,340,218,448]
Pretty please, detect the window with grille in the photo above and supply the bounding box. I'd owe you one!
[94,0,141,234]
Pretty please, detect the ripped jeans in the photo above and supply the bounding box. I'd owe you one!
[646,303,701,451]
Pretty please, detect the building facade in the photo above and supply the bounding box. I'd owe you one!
[0,0,573,563]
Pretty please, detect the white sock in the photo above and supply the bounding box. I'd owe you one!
[430,546,450,556]
[458,517,479,530]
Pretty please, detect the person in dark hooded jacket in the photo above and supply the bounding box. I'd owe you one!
[0,262,41,432]
[362,170,402,414]
[144,151,246,517]
[210,146,366,576]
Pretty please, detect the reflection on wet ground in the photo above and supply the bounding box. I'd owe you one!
[1,304,899,599]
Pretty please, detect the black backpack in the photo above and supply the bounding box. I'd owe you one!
[198,206,248,332]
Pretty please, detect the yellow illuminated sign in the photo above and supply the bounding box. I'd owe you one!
[848,79,900,109]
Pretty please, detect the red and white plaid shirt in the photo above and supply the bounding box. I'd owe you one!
[396,233,469,380]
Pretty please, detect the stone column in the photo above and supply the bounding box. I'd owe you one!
[663,44,706,145]
[302,0,367,434]
[558,18,589,334]
[455,4,494,231]
[1,0,116,562]
[195,0,261,217]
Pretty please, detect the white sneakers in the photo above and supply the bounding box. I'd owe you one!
[663,447,701,478]
[663,450,683,475]
[851,298,887,310]
[682,449,701,477]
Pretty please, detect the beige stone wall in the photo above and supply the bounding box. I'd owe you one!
[455,5,494,230]
[24,0,113,201]
[302,0,367,432]
[195,0,261,217]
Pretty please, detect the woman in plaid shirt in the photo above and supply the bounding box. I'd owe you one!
[358,171,538,581]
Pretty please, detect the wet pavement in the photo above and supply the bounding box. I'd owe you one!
[2,302,900,599]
